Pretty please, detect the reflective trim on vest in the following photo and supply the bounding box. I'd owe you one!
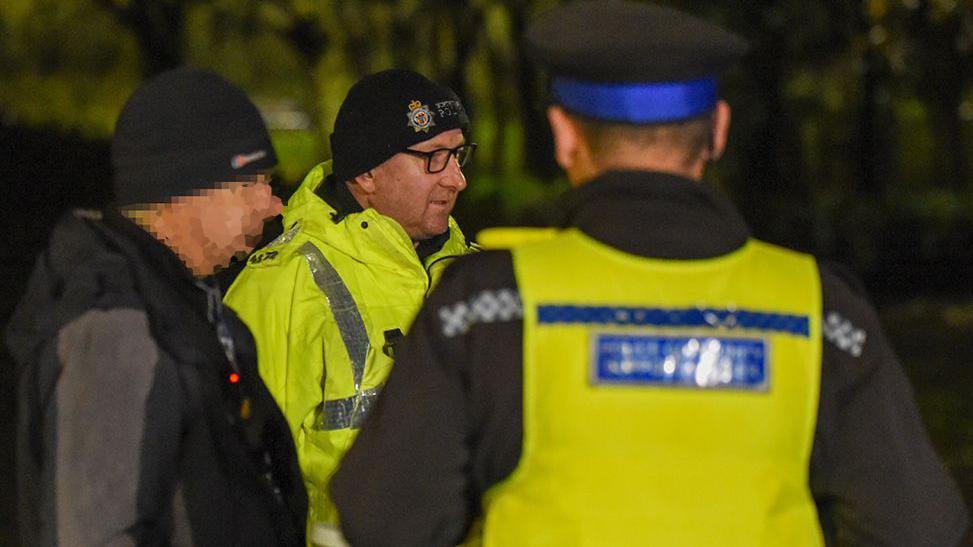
[300,241,369,390]
[314,387,383,430]
[538,305,810,337]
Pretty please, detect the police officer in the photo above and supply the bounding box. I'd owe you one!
[223,68,477,543]
[329,2,971,545]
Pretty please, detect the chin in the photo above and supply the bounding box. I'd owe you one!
[426,224,449,239]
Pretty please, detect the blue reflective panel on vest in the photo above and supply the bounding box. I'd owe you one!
[538,305,810,338]
[592,334,769,391]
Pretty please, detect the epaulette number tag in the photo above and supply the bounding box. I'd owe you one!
[248,249,279,266]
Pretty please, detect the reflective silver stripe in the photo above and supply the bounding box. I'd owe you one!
[300,241,378,431]
[265,221,302,248]
[300,241,369,389]
[314,387,383,430]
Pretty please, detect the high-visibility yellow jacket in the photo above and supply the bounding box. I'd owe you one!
[224,162,474,533]
[482,228,824,546]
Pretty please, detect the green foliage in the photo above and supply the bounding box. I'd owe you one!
[269,129,323,183]
[1,0,972,272]
[0,0,141,137]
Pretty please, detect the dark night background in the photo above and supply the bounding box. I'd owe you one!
[2,0,972,543]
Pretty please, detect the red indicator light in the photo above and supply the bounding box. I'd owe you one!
[229,372,240,384]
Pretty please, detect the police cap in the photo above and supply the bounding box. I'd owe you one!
[525,0,749,124]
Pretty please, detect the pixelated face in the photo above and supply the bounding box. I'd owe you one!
[202,174,283,264]
[166,174,283,274]
[369,128,468,241]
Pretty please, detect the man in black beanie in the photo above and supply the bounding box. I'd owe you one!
[224,68,477,543]
[6,67,308,546]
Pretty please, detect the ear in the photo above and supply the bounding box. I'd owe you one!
[709,100,731,161]
[547,106,582,171]
[352,170,377,194]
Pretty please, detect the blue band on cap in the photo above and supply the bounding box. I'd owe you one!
[552,77,718,123]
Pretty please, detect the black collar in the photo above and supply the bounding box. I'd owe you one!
[100,207,212,306]
[96,208,233,368]
[316,174,364,222]
[559,170,751,259]
[102,208,196,279]
[416,230,451,261]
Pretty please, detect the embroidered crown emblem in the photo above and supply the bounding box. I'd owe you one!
[406,99,435,133]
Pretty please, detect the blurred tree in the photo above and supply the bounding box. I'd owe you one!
[719,0,816,251]
[93,0,194,76]
[0,0,971,280]
[904,1,972,192]
[0,0,141,136]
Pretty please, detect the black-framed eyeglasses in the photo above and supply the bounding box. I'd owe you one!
[401,143,477,174]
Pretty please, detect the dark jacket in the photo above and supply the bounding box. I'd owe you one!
[331,171,971,547]
[6,208,306,546]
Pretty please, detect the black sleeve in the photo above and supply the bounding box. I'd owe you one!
[810,262,971,546]
[330,251,524,547]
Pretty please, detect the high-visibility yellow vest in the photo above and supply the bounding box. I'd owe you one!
[225,162,472,536]
[482,228,824,546]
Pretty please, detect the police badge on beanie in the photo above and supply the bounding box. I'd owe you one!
[111,67,277,206]
[330,69,470,183]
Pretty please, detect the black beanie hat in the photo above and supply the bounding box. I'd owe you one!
[111,67,277,206]
[330,69,470,182]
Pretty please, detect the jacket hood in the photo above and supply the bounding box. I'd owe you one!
[283,160,337,223]
[5,211,136,371]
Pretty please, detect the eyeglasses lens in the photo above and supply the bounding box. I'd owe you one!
[456,145,474,168]
[430,149,451,173]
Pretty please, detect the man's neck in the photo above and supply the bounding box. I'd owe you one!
[571,154,706,187]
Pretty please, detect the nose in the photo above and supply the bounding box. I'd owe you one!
[255,182,283,217]
[267,193,284,217]
[266,201,283,222]
[440,157,468,192]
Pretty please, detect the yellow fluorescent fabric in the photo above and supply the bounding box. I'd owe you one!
[475,227,559,249]
[224,161,472,533]
[483,229,824,546]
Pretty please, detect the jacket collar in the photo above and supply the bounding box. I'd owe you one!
[101,207,201,288]
[415,230,452,261]
[559,170,751,260]
[23,208,226,368]
[315,171,364,222]
[285,161,469,267]
[315,167,457,259]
